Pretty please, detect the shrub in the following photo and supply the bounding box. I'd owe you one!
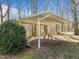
[0,20,27,54]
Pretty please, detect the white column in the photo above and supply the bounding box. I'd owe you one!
[38,17,40,48]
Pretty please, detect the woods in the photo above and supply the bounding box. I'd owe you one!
[0,0,79,34]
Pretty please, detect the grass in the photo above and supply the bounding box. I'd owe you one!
[20,41,79,59]
[0,37,79,59]
[0,42,79,59]
[20,50,35,59]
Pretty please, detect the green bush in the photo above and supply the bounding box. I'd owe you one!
[0,20,27,54]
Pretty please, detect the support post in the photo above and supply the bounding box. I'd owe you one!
[38,17,40,48]
[37,14,51,48]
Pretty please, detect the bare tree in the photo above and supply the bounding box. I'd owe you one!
[72,0,78,35]
[30,0,38,14]
[6,0,12,20]
[0,0,13,23]
[29,0,38,36]
[44,0,49,11]
[44,0,50,35]
[0,0,3,23]
[17,0,24,19]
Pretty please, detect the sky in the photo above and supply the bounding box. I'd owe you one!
[1,0,73,20]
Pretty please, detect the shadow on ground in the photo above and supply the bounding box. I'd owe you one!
[29,39,64,48]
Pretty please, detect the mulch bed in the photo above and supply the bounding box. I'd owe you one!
[29,39,64,48]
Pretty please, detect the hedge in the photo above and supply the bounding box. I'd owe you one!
[0,20,27,54]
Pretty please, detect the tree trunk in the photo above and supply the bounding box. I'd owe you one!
[0,0,3,23]
[43,0,49,35]
[17,0,22,19]
[30,0,38,37]
[44,0,49,11]
[72,0,78,35]
[7,7,10,20]
[7,0,11,20]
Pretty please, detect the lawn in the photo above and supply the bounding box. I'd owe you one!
[0,38,79,59]
[20,39,79,59]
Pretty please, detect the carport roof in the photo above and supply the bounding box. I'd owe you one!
[20,12,70,25]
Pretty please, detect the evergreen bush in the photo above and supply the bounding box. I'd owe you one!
[0,20,27,54]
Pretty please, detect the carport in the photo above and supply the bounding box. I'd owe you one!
[20,12,70,48]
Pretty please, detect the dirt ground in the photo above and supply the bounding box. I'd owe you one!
[29,39,64,48]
